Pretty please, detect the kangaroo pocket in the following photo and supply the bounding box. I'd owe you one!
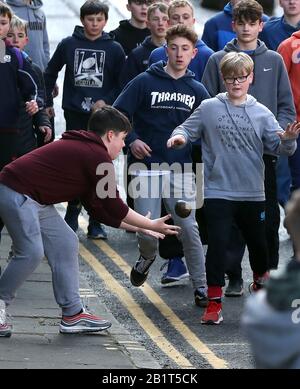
[206,153,264,195]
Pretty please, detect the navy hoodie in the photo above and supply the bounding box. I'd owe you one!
[260,16,300,51]
[120,36,158,89]
[0,42,37,131]
[44,26,126,114]
[113,61,210,168]
[201,2,269,52]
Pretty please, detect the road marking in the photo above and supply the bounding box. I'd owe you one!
[79,244,193,368]
[77,214,228,369]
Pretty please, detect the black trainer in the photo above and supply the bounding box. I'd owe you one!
[130,255,156,287]
[194,288,208,308]
[225,278,244,297]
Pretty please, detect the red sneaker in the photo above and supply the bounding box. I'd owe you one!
[249,272,269,294]
[201,301,223,325]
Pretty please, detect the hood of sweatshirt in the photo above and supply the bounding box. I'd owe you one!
[72,25,113,43]
[146,60,196,81]
[141,35,158,50]
[61,130,106,149]
[6,0,43,9]
[224,38,268,56]
[223,2,233,16]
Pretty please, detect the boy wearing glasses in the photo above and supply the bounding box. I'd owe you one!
[201,0,295,298]
[110,0,153,56]
[168,51,300,324]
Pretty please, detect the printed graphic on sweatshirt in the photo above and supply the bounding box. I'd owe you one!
[151,91,196,111]
[74,48,105,88]
[216,112,255,151]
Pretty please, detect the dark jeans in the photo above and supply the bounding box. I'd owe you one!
[204,199,269,287]
[226,155,280,279]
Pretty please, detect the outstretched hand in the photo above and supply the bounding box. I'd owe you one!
[167,135,186,149]
[151,214,181,235]
[278,121,300,140]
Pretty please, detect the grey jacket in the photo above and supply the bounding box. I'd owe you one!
[7,0,50,71]
[201,39,296,130]
[172,93,296,201]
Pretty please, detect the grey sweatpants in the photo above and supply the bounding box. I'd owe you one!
[132,173,207,290]
[0,184,82,316]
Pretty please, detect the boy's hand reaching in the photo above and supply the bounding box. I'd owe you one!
[39,126,52,143]
[167,135,186,149]
[278,121,300,140]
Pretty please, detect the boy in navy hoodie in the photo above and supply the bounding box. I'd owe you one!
[201,0,269,52]
[44,0,126,241]
[0,1,38,243]
[168,52,300,325]
[148,0,213,286]
[114,25,210,308]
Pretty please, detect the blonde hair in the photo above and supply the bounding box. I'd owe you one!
[10,15,28,35]
[220,52,254,78]
[168,0,194,18]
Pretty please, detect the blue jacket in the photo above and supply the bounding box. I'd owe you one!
[148,39,213,82]
[0,42,37,131]
[201,2,269,52]
[260,16,300,51]
[120,36,158,89]
[113,61,210,167]
[44,26,125,113]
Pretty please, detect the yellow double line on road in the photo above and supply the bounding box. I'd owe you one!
[78,215,228,369]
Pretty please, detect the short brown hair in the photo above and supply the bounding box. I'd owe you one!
[166,24,198,47]
[220,52,254,78]
[233,0,263,23]
[168,0,194,18]
[0,1,13,20]
[147,2,168,20]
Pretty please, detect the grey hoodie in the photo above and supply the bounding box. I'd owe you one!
[172,93,296,201]
[7,0,50,71]
[201,39,296,130]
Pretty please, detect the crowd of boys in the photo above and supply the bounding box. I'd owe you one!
[1,0,300,368]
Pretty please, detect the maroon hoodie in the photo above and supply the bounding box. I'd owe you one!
[0,130,129,228]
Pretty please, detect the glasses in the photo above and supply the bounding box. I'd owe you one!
[131,0,155,5]
[224,75,250,84]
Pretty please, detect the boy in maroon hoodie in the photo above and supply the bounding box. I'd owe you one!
[0,106,179,338]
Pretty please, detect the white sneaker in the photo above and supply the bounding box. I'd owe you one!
[0,299,12,338]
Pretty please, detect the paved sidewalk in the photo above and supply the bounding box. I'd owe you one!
[0,229,159,369]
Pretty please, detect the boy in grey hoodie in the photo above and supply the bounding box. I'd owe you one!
[201,0,296,295]
[168,52,300,325]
